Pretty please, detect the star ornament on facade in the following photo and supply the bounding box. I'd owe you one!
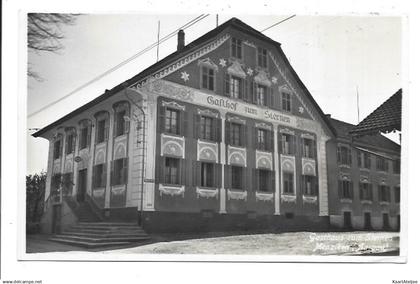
[247,67,253,76]
[299,106,304,114]
[271,76,278,84]
[219,58,227,67]
[180,71,190,82]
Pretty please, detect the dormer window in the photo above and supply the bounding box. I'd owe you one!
[257,47,268,69]
[231,38,242,59]
[201,66,215,91]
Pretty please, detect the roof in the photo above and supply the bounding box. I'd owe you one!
[328,117,400,154]
[350,89,402,136]
[33,17,336,138]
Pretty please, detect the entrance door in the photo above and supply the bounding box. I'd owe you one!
[383,213,390,230]
[364,212,372,230]
[343,211,352,229]
[77,169,87,202]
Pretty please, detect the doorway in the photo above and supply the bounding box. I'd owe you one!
[77,169,87,202]
[383,213,390,230]
[364,212,372,230]
[343,211,352,229]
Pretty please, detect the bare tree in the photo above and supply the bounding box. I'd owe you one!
[28,13,78,79]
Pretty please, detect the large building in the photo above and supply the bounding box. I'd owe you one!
[33,18,400,234]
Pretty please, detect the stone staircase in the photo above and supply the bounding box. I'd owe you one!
[49,222,150,248]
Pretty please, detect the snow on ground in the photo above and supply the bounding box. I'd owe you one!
[105,231,399,255]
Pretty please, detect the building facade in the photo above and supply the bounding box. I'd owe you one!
[33,18,400,233]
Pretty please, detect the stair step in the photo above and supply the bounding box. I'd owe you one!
[49,238,131,248]
[60,231,149,238]
[53,234,150,243]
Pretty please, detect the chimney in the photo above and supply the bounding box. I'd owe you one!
[177,29,185,51]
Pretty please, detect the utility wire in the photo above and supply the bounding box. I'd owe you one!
[260,15,296,32]
[28,14,209,118]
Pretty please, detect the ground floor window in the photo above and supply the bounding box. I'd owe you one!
[93,163,107,188]
[111,158,128,186]
[200,162,215,188]
[302,175,317,195]
[231,166,243,190]
[283,172,294,194]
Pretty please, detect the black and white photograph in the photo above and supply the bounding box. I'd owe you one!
[2,0,420,283]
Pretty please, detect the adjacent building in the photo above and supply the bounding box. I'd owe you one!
[32,18,400,233]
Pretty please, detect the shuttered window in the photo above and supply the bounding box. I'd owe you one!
[258,169,271,192]
[201,162,215,188]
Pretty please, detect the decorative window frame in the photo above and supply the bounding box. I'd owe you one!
[227,189,247,201]
[162,100,186,111]
[227,60,247,79]
[197,108,219,118]
[196,187,219,199]
[256,191,274,202]
[227,115,246,125]
[158,184,185,198]
[254,69,272,87]
[279,128,295,136]
[255,122,272,131]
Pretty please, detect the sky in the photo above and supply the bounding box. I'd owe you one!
[26,14,402,174]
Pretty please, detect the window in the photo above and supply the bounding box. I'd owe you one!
[200,116,214,141]
[359,182,373,201]
[165,108,180,135]
[93,163,107,188]
[337,146,352,165]
[394,186,400,203]
[393,159,400,174]
[376,157,389,172]
[256,84,267,106]
[230,122,242,146]
[302,175,317,196]
[115,110,126,137]
[357,151,371,169]
[164,157,180,185]
[65,132,75,155]
[231,38,242,59]
[79,125,89,149]
[281,92,291,112]
[257,47,268,68]
[231,166,243,190]
[230,76,243,99]
[258,169,271,192]
[283,172,294,194]
[53,140,61,160]
[302,138,316,159]
[201,66,215,91]
[280,133,295,155]
[96,119,107,143]
[201,162,215,188]
[339,180,353,199]
[257,129,269,151]
[111,158,128,186]
[379,185,391,202]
